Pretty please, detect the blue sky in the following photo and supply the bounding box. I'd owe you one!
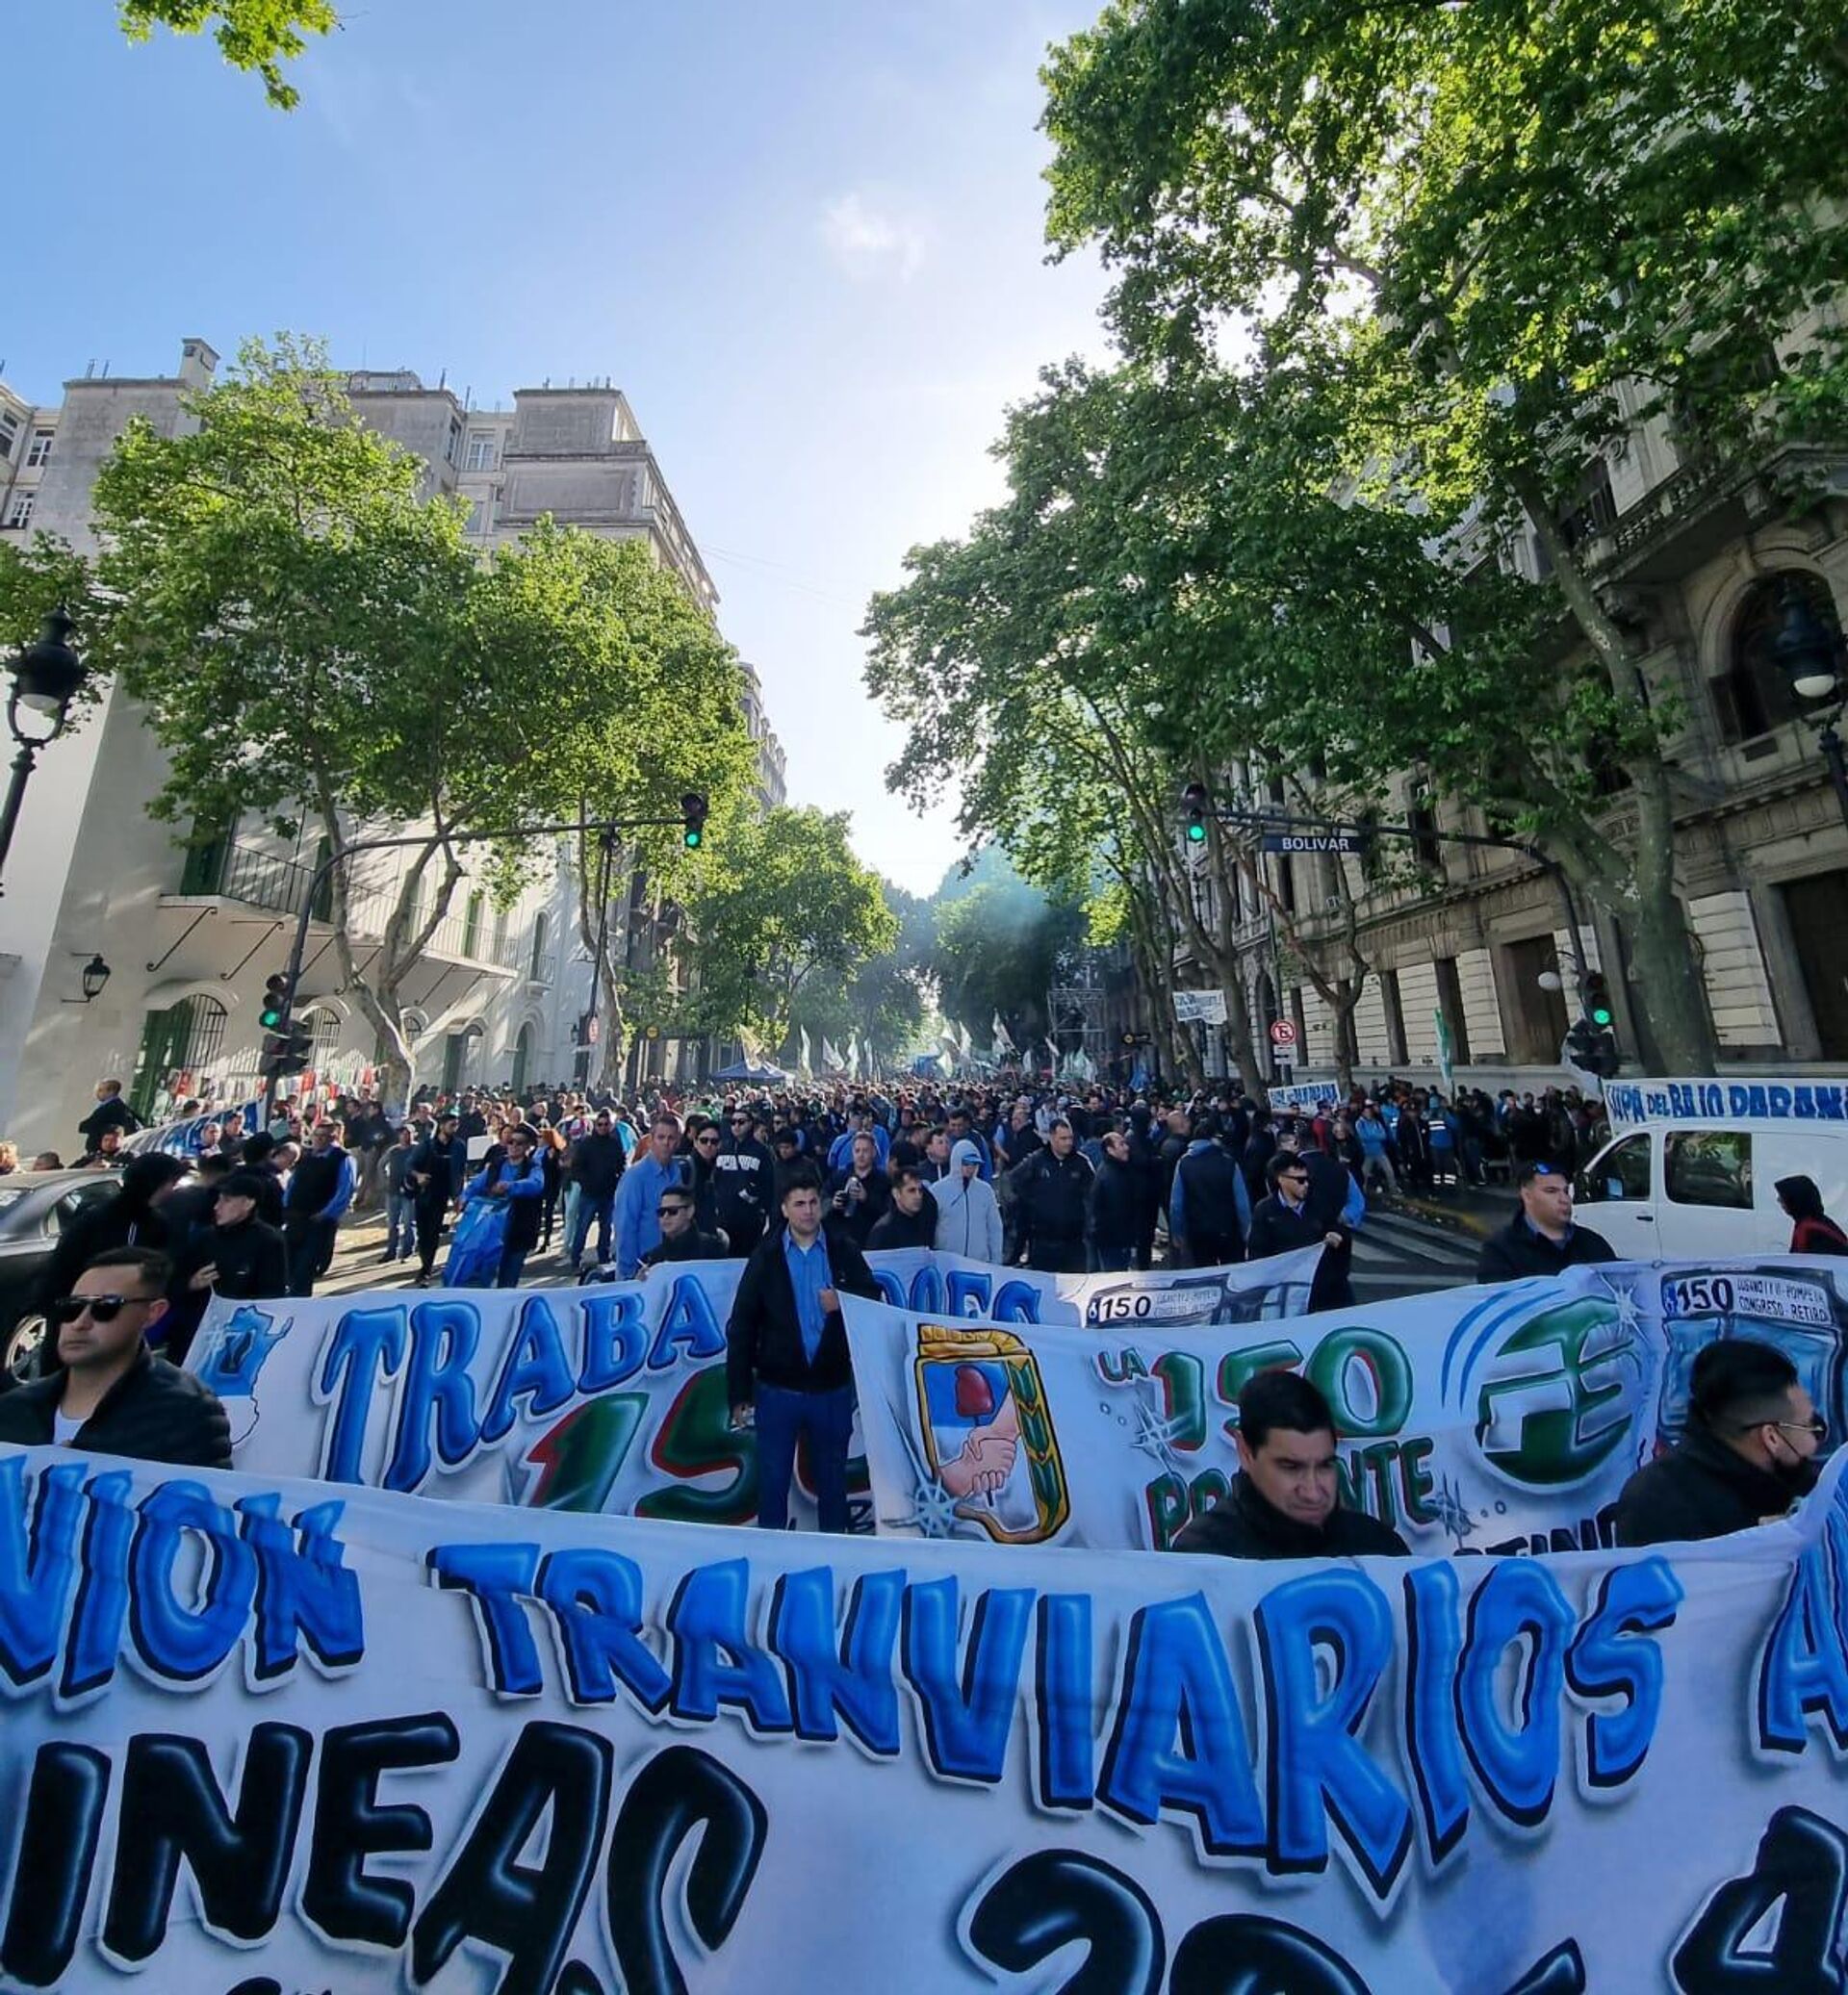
[9,0,1112,895]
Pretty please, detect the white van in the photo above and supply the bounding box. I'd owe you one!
[1576,1077,1848,1259]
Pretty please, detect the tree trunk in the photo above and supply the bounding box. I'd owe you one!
[1511,463,1718,1072]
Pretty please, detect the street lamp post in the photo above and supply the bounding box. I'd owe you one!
[0,608,87,895]
[1769,577,1848,832]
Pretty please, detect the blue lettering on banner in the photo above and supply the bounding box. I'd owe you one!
[1099,1593,1267,1855]
[1254,1568,1411,1894]
[769,1567,905,1755]
[0,1451,1710,1927]
[316,1291,736,1496]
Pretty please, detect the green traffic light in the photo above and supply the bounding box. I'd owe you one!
[1591,1004,1614,1028]
[259,1007,283,1031]
[1186,820,1208,843]
[683,828,703,850]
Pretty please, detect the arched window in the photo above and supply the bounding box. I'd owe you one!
[130,994,228,1118]
[529,909,552,983]
[1712,571,1843,745]
[462,891,485,959]
[300,1007,343,1073]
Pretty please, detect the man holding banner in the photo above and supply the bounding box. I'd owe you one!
[727,1168,882,1531]
[1175,1370,1409,1561]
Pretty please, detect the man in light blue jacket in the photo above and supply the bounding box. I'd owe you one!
[929,1138,1005,1263]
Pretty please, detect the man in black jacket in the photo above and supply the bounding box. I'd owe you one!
[0,1247,232,1469]
[166,1172,290,1363]
[1615,1340,1824,1547]
[35,1152,189,1332]
[408,1113,467,1287]
[1009,1119,1093,1272]
[824,1132,891,1251]
[713,1108,777,1257]
[1174,1369,1408,1559]
[1088,1126,1141,1272]
[641,1186,730,1267]
[1476,1162,1617,1283]
[867,1166,937,1249]
[76,1078,141,1152]
[1246,1152,1341,1263]
[727,1169,881,1532]
[565,1111,628,1274]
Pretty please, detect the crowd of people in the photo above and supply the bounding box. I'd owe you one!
[5,1062,1846,1565]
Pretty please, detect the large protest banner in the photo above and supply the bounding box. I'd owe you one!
[185,1247,1319,1522]
[4,1442,1848,1991]
[847,1256,1848,1553]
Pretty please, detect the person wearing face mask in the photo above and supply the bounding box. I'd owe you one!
[1614,1340,1827,1547]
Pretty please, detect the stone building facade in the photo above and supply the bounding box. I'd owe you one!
[1173,415,1848,1088]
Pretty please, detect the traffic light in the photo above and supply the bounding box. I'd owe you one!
[680,792,708,851]
[1583,971,1616,1031]
[258,973,290,1033]
[260,1019,314,1079]
[1181,782,1210,845]
[1566,971,1621,1078]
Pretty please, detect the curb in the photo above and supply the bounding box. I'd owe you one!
[1387,1194,1504,1242]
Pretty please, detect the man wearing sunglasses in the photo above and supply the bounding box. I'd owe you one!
[1616,1339,1826,1546]
[713,1106,776,1258]
[641,1188,729,1268]
[1475,1159,1617,1283]
[0,1247,231,1468]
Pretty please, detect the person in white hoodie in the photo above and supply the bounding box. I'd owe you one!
[930,1138,1005,1263]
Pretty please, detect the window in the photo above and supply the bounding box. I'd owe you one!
[465,432,498,471]
[462,891,484,959]
[4,491,34,530]
[468,493,494,536]
[1665,1130,1752,1210]
[302,1008,342,1071]
[1407,784,1442,872]
[529,910,552,982]
[445,416,463,468]
[1712,572,1841,746]
[25,429,52,469]
[1580,1133,1651,1203]
[0,413,17,460]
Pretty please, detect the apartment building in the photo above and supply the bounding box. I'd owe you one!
[1172,401,1848,1087]
[0,338,785,1149]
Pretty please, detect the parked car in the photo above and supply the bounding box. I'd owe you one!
[0,1169,123,1387]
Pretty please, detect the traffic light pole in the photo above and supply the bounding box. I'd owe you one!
[262,812,690,1123]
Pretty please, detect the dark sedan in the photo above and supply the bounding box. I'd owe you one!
[0,1169,123,1386]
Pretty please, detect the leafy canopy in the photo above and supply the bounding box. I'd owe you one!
[118,0,338,108]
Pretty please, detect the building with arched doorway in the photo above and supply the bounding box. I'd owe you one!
[1167,428,1848,1087]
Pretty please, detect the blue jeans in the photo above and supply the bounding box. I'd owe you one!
[754,1381,855,1533]
[568,1192,615,1267]
[386,1189,415,1259]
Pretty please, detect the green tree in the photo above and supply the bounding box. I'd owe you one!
[927,851,1085,1054]
[90,335,753,1103]
[117,0,337,107]
[680,806,899,1051]
[1041,0,1848,1070]
[466,520,756,1086]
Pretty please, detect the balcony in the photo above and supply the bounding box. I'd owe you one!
[165,839,524,971]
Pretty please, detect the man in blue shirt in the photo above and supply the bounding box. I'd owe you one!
[726,1168,881,1531]
[281,1117,356,1296]
[610,1113,689,1279]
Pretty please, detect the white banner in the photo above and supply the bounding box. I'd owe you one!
[846,1257,1848,1554]
[1172,988,1228,1024]
[6,1442,1848,1989]
[187,1249,1320,1518]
